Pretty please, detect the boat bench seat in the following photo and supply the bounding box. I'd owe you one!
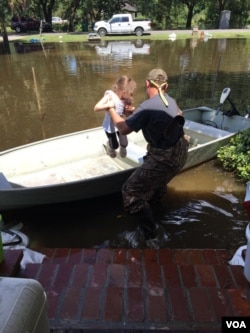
[0,173,13,189]
[184,119,231,138]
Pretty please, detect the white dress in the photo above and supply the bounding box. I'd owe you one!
[102,90,124,133]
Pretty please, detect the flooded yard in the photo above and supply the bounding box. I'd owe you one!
[0,37,249,249]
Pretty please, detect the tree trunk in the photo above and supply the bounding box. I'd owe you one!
[218,0,227,12]
[68,0,81,32]
[0,21,10,54]
[39,0,56,22]
[186,5,194,29]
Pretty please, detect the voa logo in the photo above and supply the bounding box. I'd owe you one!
[226,320,247,328]
[222,317,249,331]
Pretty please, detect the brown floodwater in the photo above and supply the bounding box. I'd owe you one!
[11,160,249,250]
[0,37,250,249]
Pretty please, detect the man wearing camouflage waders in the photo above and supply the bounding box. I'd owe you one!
[106,69,189,240]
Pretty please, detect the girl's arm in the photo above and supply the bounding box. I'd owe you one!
[94,94,114,112]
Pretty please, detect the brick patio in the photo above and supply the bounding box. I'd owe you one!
[1,248,250,332]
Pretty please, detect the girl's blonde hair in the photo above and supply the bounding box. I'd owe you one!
[112,76,136,104]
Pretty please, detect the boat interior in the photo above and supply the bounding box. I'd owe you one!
[184,119,232,147]
[0,110,235,189]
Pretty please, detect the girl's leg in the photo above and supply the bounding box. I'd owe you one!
[117,131,128,148]
[105,131,119,157]
[107,132,119,149]
[117,132,128,157]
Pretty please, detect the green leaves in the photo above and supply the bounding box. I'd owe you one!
[217,128,250,182]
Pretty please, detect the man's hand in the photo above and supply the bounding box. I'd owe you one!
[123,104,135,117]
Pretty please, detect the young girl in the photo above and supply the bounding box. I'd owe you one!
[94,75,136,158]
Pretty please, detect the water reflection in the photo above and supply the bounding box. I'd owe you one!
[0,37,249,249]
[95,40,150,59]
[0,38,249,150]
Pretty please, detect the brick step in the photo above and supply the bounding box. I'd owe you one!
[19,248,250,331]
[0,249,23,277]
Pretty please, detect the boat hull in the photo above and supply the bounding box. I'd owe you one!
[0,107,250,210]
[0,127,141,210]
[0,168,135,210]
[183,135,233,170]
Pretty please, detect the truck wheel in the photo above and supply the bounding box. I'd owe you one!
[98,28,107,37]
[135,28,143,36]
[135,39,144,48]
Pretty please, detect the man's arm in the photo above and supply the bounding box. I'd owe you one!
[108,107,132,135]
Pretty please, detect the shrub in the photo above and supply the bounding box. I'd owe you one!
[217,128,250,182]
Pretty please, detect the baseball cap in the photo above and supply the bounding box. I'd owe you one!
[146,68,168,82]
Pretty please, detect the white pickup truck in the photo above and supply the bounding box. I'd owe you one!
[93,14,151,37]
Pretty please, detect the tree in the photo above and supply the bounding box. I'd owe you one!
[217,0,228,12]
[0,0,11,54]
[2,0,250,35]
[180,0,205,28]
[38,0,56,22]
[226,0,250,28]
[61,0,82,32]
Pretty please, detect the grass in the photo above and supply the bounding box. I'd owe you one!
[7,28,250,43]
